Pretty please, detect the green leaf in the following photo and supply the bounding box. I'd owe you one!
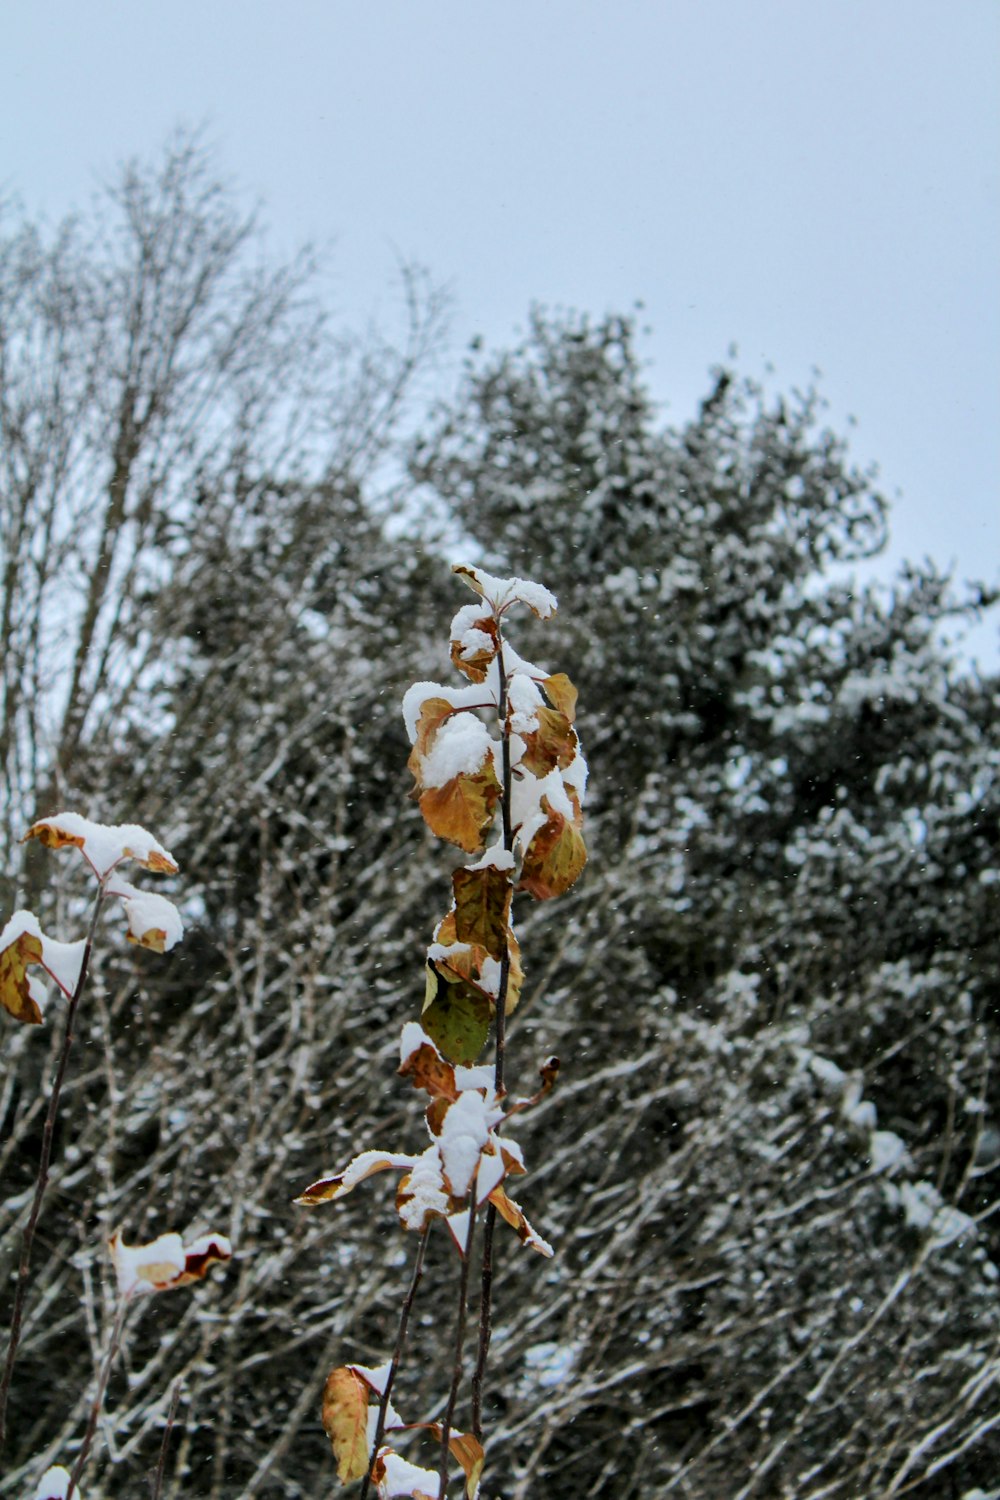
[422,962,491,1064]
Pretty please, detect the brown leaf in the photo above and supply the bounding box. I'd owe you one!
[322,1366,371,1483]
[0,925,44,1025]
[518,789,586,901]
[419,760,501,854]
[294,1150,416,1207]
[398,1040,459,1101]
[487,1185,554,1257]
[453,864,512,960]
[427,1426,486,1498]
[541,672,578,724]
[450,612,499,683]
[519,707,577,778]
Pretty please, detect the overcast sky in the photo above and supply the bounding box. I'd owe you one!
[4,0,998,659]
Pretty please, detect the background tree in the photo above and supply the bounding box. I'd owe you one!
[1,156,998,1500]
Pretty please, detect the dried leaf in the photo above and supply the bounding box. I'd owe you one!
[450,610,499,683]
[541,672,578,724]
[0,923,45,1025]
[294,1150,417,1207]
[322,1366,371,1483]
[425,1427,486,1499]
[422,962,491,1065]
[398,1040,459,1101]
[518,789,586,901]
[519,707,577,778]
[487,1185,553,1256]
[419,761,501,854]
[109,1229,231,1296]
[453,864,512,960]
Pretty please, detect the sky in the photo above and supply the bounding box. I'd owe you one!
[4,0,999,660]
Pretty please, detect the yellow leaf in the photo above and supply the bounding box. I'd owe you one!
[452,864,512,960]
[0,925,45,1025]
[419,761,501,854]
[427,1426,486,1498]
[518,789,587,901]
[322,1366,371,1483]
[541,672,578,724]
[487,1185,554,1257]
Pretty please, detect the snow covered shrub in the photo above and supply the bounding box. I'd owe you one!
[0,815,231,1496]
[295,564,586,1498]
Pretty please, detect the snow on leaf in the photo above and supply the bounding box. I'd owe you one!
[107,880,184,953]
[450,604,500,683]
[322,1365,371,1484]
[109,1228,231,1296]
[541,672,578,724]
[487,1185,553,1257]
[518,787,587,900]
[419,759,501,855]
[33,1466,74,1500]
[398,1036,459,1101]
[372,1447,437,1499]
[519,707,578,779]
[406,696,456,791]
[22,813,178,879]
[452,563,557,619]
[453,863,512,960]
[0,911,85,1024]
[294,1150,418,1207]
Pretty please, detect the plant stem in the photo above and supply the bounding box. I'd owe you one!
[0,880,107,1450]
[359,1226,431,1500]
[66,1293,131,1500]
[470,629,514,1442]
[151,1378,182,1500]
[437,1209,477,1500]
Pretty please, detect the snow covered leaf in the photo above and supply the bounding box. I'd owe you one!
[541,672,578,724]
[109,1228,231,1296]
[519,707,577,779]
[518,788,586,900]
[0,912,85,1024]
[419,761,501,855]
[487,1185,553,1257]
[371,1447,437,1499]
[406,696,455,791]
[107,881,184,953]
[450,605,500,683]
[398,1034,460,1101]
[33,1466,75,1500]
[322,1365,371,1484]
[453,863,512,960]
[452,563,557,619]
[422,961,492,1065]
[22,813,178,879]
[295,1150,418,1207]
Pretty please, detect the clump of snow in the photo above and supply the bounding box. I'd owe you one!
[419,714,495,789]
[438,1090,501,1197]
[377,1448,441,1498]
[400,681,496,744]
[33,1468,74,1500]
[869,1130,910,1174]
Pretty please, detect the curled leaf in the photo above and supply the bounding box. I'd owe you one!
[109,1228,231,1296]
[295,1150,418,1207]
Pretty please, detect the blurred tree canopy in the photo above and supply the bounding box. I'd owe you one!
[1,141,998,1499]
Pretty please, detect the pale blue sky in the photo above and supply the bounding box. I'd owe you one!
[4,0,998,656]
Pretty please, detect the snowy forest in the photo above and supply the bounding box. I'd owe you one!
[1,139,999,1499]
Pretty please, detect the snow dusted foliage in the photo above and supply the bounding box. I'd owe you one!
[1,286,997,1498]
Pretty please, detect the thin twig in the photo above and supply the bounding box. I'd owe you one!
[150,1378,183,1500]
[359,1227,431,1500]
[438,1209,478,1500]
[0,880,108,1449]
[66,1293,131,1500]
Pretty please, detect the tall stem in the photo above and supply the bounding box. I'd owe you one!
[0,880,107,1449]
[471,629,514,1441]
[66,1293,130,1500]
[359,1227,431,1500]
[151,1378,183,1500]
[437,1209,477,1500]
